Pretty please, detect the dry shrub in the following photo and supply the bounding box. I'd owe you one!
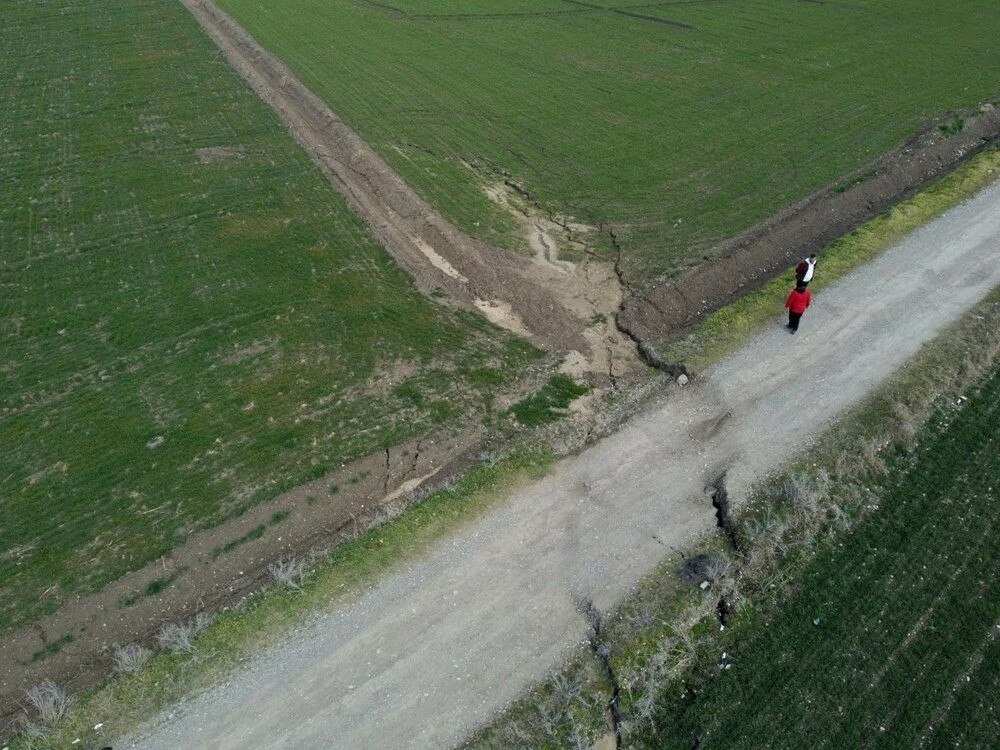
[550,673,581,709]
[567,715,594,750]
[778,472,828,513]
[892,401,919,444]
[374,500,405,525]
[22,681,73,736]
[156,612,212,654]
[268,556,306,591]
[113,643,152,674]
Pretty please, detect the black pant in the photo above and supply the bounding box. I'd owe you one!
[788,310,802,331]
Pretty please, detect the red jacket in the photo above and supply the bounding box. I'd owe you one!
[786,288,811,314]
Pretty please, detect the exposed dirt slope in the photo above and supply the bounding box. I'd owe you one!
[123,172,1000,750]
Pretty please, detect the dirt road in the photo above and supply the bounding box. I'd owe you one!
[125,180,1000,749]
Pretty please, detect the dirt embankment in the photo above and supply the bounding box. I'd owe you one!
[619,106,1000,354]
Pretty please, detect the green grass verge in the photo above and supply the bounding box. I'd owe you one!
[216,0,1000,280]
[507,375,588,427]
[0,0,542,634]
[662,148,1000,371]
[8,445,554,749]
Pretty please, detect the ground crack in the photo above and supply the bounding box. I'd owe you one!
[382,448,391,494]
[580,598,623,748]
[503,174,591,254]
[606,226,690,378]
[407,438,423,478]
[716,596,731,628]
[706,473,745,556]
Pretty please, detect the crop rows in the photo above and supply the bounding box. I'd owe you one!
[217,0,1000,283]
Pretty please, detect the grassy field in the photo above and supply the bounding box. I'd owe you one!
[639,366,1000,748]
[216,0,1000,282]
[0,0,540,633]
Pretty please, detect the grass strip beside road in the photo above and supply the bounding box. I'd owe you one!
[7,446,554,748]
[662,148,1000,371]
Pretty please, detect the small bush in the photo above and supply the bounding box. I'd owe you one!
[268,557,306,591]
[156,612,212,654]
[550,673,581,709]
[113,643,152,674]
[22,681,73,735]
[778,472,827,512]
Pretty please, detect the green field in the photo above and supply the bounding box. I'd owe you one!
[0,0,539,632]
[216,0,1000,282]
[637,369,1000,748]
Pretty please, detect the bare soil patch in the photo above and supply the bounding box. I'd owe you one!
[195,144,245,163]
[619,106,1000,354]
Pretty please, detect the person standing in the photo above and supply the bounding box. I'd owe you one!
[785,284,811,333]
[795,253,818,287]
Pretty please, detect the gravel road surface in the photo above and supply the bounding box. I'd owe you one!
[125,180,1000,749]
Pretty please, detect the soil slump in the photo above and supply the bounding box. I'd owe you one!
[481,180,638,382]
